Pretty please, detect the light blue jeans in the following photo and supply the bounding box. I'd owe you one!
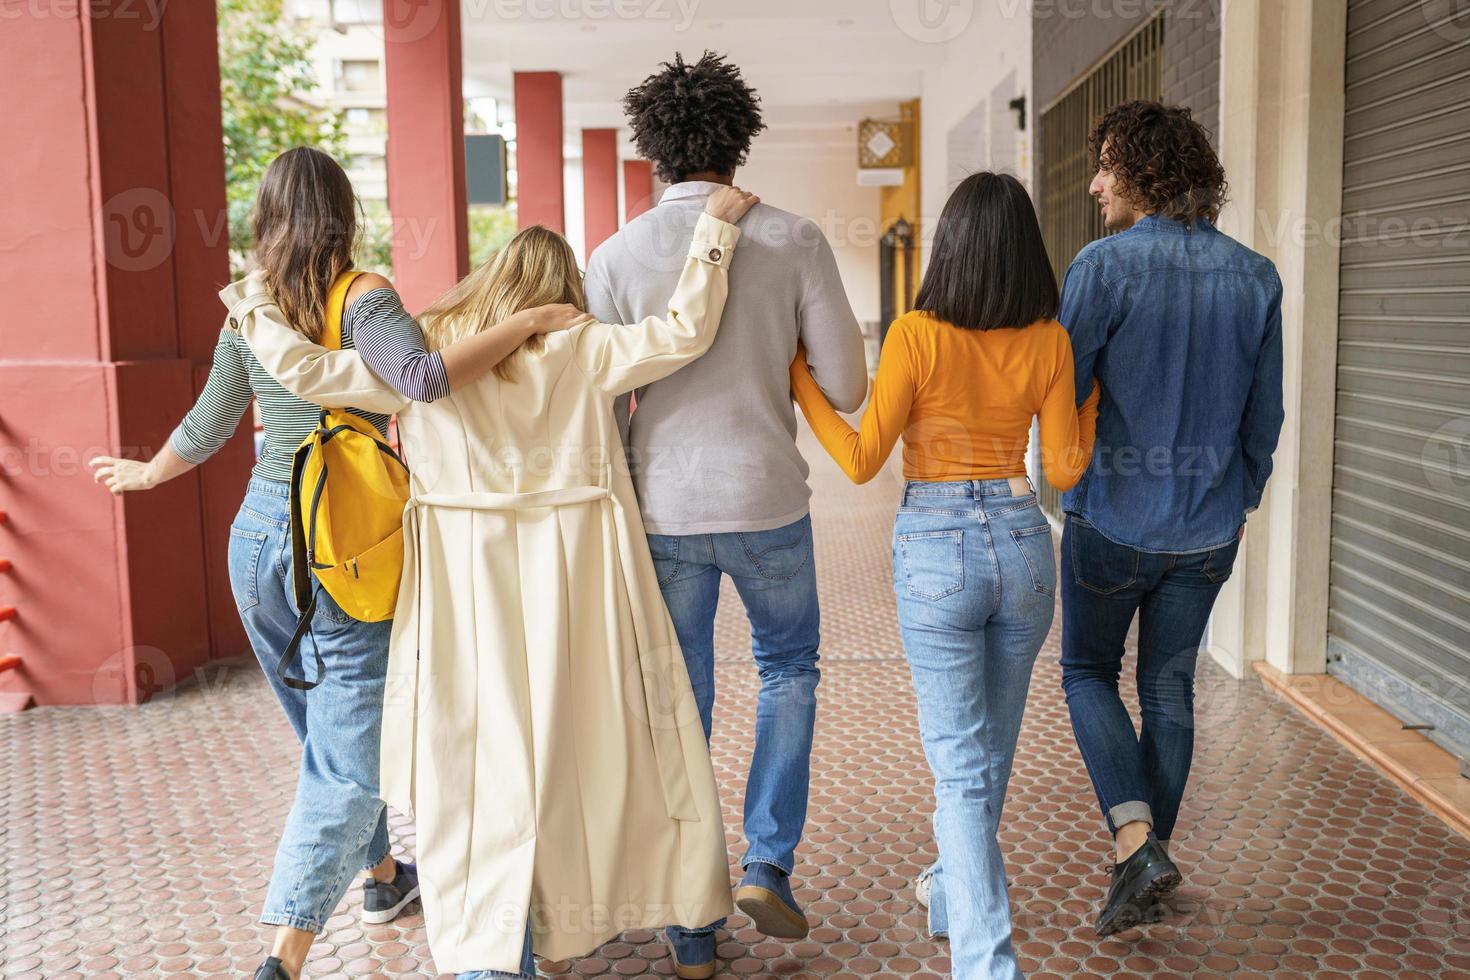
[229,478,394,933]
[894,480,1055,980]
[647,514,821,940]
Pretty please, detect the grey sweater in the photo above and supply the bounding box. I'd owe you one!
[585,181,868,535]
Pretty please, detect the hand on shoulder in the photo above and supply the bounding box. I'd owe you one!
[705,185,759,224]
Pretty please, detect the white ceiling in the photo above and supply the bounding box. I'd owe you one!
[457,0,936,156]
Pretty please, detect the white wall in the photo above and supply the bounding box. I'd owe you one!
[918,3,1034,265]
[735,144,885,328]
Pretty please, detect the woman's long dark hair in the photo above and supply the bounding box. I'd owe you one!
[912,172,1058,331]
[252,147,358,342]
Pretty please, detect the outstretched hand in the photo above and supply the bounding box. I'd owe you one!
[89,456,157,495]
[705,185,759,224]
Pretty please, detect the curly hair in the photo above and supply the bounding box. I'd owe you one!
[1090,101,1227,225]
[622,51,766,184]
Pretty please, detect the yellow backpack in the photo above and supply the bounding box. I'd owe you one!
[278,271,410,691]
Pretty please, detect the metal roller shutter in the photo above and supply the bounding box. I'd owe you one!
[1327,0,1470,763]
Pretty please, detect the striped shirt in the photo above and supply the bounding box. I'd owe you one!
[171,288,449,481]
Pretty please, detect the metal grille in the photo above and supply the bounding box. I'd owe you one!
[1326,0,1470,762]
[1035,15,1164,517]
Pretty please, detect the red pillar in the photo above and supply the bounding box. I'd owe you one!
[582,129,619,259]
[514,71,565,232]
[623,159,656,221]
[383,0,470,312]
[0,3,248,705]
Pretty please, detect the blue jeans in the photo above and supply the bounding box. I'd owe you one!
[648,514,821,939]
[895,480,1052,980]
[1060,514,1240,841]
[229,478,394,933]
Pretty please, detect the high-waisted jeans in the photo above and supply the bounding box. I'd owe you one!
[894,480,1055,980]
[229,478,394,933]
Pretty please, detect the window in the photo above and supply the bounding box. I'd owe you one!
[344,107,387,134]
[337,59,382,94]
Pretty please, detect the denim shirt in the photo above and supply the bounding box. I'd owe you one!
[1059,215,1285,554]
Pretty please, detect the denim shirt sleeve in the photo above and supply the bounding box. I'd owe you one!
[1058,254,1121,408]
[1239,274,1286,512]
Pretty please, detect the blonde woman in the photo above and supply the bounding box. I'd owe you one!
[234,186,759,978]
[87,147,588,980]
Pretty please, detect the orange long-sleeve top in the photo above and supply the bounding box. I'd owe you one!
[790,310,1100,490]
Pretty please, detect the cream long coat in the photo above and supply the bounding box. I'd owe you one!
[232,213,741,973]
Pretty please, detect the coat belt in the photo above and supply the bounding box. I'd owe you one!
[382,482,699,824]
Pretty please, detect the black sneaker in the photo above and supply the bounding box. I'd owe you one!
[253,957,292,980]
[1095,833,1181,937]
[362,859,421,924]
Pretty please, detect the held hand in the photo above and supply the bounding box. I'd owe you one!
[511,303,595,336]
[705,185,759,224]
[89,456,157,495]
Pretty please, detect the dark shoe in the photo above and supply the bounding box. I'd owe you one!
[362,859,421,924]
[1095,833,1181,937]
[253,957,292,980]
[664,929,716,980]
[735,862,810,939]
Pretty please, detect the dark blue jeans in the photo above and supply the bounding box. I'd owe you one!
[1059,514,1239,842]
[647,514,821,940]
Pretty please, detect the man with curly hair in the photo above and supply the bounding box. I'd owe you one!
[1056,100,1285,937]
[583,51,868,978]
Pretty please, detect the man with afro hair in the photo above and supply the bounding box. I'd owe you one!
[584,51,868,979]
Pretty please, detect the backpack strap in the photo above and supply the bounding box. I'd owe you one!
[280,432,329,691]
[275,271,363,692]
[324,271,365,351]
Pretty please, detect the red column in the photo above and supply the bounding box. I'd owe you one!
[383,0,470,312]
[0,4,246,705]
[623,159,655,221]
[582,129,619,259]
[514,71,565,232]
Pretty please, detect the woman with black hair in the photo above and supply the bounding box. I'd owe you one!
[790,171,1099,979]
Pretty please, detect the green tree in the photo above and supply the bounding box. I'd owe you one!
[218,0,344,274]
[468,205,520,268]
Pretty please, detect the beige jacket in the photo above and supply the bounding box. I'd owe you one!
[234,213,741,973]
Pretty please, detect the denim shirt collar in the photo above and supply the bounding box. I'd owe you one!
[1129,214,1213,235]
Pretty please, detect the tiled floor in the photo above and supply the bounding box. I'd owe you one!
[4,430,1469,979]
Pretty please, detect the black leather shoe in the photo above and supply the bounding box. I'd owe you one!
[253,957,292,980]
[1095,832,1181,936]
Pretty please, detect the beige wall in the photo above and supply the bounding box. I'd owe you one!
[1208,0,1348,678]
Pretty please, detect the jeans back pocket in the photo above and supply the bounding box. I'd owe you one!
[227,527,269,615]
[1010,525,1057,597]
[896,529,964,601]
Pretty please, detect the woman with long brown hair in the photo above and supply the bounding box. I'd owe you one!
[235,185,759,979]
[88,146,585,980]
